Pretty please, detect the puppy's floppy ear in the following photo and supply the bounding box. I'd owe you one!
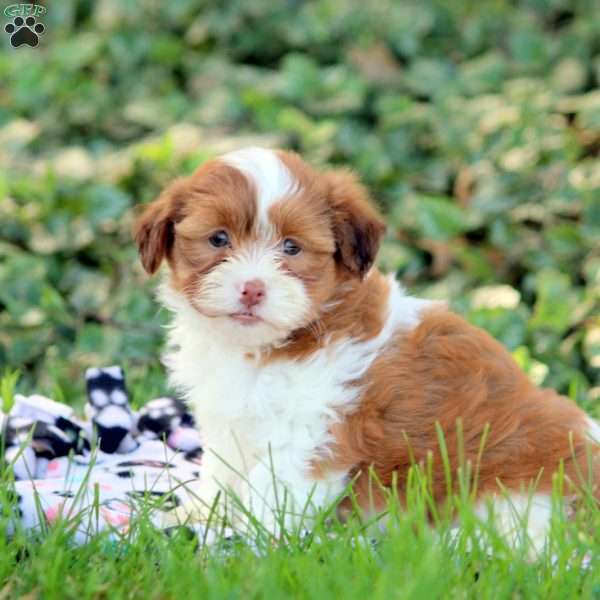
[326,169,386,278]
[133,179,186,275]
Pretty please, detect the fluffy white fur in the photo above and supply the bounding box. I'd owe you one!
[193,241,311,348]
[586,417,600,445]
[160,275,433,531]
[473,417,600,556]
[473,494,554,557]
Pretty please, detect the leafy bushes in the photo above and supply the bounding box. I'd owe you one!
[0,0,598,407]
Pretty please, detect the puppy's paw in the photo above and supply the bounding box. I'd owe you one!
[159,502,209,529]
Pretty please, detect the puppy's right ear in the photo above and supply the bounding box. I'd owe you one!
[133,180,185,275]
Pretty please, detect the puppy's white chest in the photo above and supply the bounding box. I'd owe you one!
[164,277,430,473]
[171,339,361,460]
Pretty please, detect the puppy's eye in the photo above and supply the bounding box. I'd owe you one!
[283,239,302,256]
[209,230,230,248]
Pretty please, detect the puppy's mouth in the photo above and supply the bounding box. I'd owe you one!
[229,311,263,325]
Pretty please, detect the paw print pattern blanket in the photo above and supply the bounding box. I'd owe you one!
[0,367,204,544]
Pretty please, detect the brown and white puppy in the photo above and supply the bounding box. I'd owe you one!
[135,147,599,547]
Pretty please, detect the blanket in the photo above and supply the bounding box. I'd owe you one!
[0,366,206,544]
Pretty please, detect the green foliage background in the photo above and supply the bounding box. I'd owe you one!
[0,0,598,410]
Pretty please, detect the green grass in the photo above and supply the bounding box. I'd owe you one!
[2,374,600,599]
[3,445,600,599]
[1,0,599,596]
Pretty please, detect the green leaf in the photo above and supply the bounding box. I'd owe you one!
[409,195,472,242]
[530,269,576,334]
[84,185,131,227]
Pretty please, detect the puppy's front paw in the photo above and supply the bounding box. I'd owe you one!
[159,492,224,528]
[159,503,204,528]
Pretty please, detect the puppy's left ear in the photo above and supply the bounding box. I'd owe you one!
[326,169,386,278]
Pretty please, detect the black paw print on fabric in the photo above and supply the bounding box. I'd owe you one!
[137,397,195,439]
[86,366,138,454]
[5,16,45,48]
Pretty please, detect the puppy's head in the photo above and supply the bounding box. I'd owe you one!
[134,147,385,348]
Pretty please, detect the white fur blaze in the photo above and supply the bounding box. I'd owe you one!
[221,147,299,230]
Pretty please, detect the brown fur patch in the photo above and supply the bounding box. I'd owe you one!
[133,178,184,275]
[134,160,259,301]
[258,151,388,361]
[266,152,338,326]
[325,168,386,278]
[265,271,391,363]
[169,162,257,297]
[314,309,597,513]
[277,151,386,279]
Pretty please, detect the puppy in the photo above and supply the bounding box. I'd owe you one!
[135,147,599,548]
